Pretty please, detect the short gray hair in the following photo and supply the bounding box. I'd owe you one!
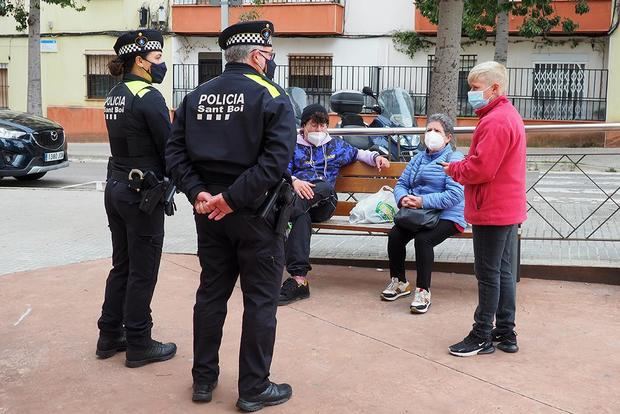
[427,113,456,148]
[224,44,254,63]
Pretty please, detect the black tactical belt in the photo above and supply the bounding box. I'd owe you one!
[109,169,149,192]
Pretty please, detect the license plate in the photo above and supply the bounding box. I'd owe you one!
[44,151,64,162]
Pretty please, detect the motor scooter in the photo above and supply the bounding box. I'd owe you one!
[362,87,422,161]
[329,90,390,158]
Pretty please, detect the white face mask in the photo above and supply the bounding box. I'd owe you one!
[424,130,445,151]
[306,131,328,146]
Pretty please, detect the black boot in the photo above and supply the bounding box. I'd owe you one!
[125,339,177,368]
[96,333,127,359]
[236,382,292,412]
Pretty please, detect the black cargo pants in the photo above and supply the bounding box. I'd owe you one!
[192,203,284,398]
[97,179,164,345]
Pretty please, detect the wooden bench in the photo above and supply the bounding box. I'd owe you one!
[311,161,521,279]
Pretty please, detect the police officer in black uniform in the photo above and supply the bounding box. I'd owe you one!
[165,21,296,412]
[96,30,177,368]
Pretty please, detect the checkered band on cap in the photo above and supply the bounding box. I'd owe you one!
[226,32,272,48]
[118,40,162,57]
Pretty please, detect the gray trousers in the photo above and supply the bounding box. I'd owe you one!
[471,224,519,340]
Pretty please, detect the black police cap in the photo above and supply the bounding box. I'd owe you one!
[218,20,274,50]
[114,30,164,57]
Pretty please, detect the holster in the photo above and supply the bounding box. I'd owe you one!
[163,178,177,216]
[259,178,296,236]
[138,171,166,214]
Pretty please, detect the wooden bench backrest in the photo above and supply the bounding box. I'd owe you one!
[333,161,407,216]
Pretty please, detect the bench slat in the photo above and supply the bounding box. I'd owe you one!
[312,216,473,238]
[338,162,406,178]
[335,177,398,193]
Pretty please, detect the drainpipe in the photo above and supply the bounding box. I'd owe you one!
[221,0,229,71]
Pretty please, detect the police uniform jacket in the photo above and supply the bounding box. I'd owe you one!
[105,73,171,175]
[166,62,296,211]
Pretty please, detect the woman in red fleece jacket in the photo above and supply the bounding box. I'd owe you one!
[442,61,527,357]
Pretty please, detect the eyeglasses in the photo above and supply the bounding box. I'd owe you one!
[254,49,276,61]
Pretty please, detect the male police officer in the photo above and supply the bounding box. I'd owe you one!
[97,30,177,367]
[165,21,296,411]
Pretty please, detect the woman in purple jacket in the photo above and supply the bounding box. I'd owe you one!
[381,113,466,314]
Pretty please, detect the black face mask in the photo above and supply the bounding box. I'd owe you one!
[146,60,167,84]
[264,59,276,80]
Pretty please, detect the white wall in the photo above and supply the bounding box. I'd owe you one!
[342,0,414,35]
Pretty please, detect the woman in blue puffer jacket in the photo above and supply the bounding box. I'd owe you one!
[380,113,466,314]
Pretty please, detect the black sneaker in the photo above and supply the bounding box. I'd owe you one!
[236,382,292,412]
[278,277,310,306]
[125,339,177,368]
[491,329,519,353]
[192,381,218,403]
[449,332,495,357]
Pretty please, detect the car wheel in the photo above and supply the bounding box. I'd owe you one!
[15,172,47,181]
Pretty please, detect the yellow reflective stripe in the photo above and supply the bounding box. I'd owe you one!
[125,80,152,97]
[244,74,280,98]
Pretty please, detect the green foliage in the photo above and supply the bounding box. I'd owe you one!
[413,0,591,41]
[392,30,433,58]
[0,0,87,31]
[237,0,264,22]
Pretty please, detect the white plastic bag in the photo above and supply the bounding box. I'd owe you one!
[349,186,398,224]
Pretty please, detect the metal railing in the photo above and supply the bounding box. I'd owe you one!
[327,124,620,242]
[172,64,608,121]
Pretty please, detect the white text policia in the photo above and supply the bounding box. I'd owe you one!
[197,93,245,114]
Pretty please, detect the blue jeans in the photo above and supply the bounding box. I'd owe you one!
[471,224,518,340]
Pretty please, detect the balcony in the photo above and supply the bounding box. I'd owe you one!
[172,0,344,35]
[415,0,612,34]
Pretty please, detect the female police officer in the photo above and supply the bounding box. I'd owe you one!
[95,30,176,368]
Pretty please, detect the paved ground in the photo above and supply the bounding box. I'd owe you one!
[1,254,619,414]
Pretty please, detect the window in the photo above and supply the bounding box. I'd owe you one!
[0,64,7,109]
[198,52,222,85]
[532,63,585,120]
[427,55,477,116]
[86,55,120,99]
[288,55,332,106]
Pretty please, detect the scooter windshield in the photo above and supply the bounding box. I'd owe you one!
[285,87,308,127]
[378,88,415,128]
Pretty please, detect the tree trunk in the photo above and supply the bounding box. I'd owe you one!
[427,0,464,124]
[27,0,42,116]
[494,0,509,65]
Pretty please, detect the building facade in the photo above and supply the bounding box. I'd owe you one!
[0,0,615,141]
[0,0,174,139]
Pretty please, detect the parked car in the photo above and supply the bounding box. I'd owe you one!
[0,110,69,180]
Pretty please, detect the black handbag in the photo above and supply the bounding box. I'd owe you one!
[393,151,452,232]
[394,207,441,232]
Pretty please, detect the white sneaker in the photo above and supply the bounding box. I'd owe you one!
[381,277,412,301]
[410,288,431,314]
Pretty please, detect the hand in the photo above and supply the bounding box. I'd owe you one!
[205,193,233,221]
[401,195,422,209]
[410,195,423,208]
[375,156,390,172]
[438,161,450,175]
[194,191,213,215]
[293,179,315,200]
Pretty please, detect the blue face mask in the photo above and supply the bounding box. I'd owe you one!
[467,87,491,110]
